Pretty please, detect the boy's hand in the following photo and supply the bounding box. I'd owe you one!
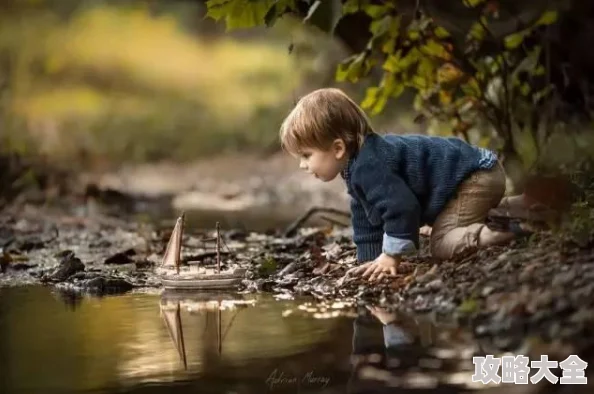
[366,305,398,325]
[346,253,400,282]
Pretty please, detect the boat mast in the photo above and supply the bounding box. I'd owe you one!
[217,301,222,355]
[176,302,188,369]
[216,221,221,274]
[177,214,185,275]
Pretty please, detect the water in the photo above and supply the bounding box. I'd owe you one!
[0,286,491,394]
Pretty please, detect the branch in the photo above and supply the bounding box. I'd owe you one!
[476,16,514,141]
[284,206,350,237]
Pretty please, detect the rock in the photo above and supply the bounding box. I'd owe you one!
[278,261,302,276]
[43,251,85,282]
[134,260,154,270]
[10,263,36,271]
[569,309,594,325]
[426,279,444,291]
[552,271,576,287]
[481,286,495,297]
[0,227,14,248]
[104,248,136,265]
[78,277,134,294]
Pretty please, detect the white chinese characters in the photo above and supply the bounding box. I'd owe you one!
[472,355,588,384]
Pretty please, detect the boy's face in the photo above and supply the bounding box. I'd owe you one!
[296,139,347,182]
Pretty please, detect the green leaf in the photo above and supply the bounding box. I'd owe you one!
[417,57,436,84]
[511,124,538,170]
[370,15,392,37]
[258,256,278,276]
[363,4,390,19]
[463,0,485,7]
[382,51,402,73]
[390,83,405,99]
[408,30,420,41]
[422,39,450,60]
[535,10,558,26]
[460,79,481,97]
[361,86,380,109]
[343,0,368,15]
[379,15,401,53]
[457,298,478,314]
[371,93,389,115]
[468,20,486,41]
[434,26,450,38]
[532,65,546,76]
[206,0,276,30]
[504,31,527,49]
[205,0,233,21]
[382,37,396,54]
[411,74,429,90]
[264,0,296,27]
[336,52,368,83]
[399,48,420,69]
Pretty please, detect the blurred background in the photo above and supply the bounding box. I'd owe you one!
[0,0,421,164]
[0,0,424,224]
[1,0,592,229]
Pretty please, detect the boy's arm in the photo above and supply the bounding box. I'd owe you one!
[353,164,421,258]
[350,197,383,262]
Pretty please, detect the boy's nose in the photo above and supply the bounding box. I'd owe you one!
[299,161,307,170]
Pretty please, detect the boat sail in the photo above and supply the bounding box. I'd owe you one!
[160,302,187,369]
[160,214,185,274]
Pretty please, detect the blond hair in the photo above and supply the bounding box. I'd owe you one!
[279,88,375,155]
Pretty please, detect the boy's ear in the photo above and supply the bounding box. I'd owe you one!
[332,138,347,160]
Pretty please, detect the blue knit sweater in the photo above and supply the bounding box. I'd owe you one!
[341,133,497,262]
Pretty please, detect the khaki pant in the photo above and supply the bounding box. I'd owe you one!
[430,161,507,260]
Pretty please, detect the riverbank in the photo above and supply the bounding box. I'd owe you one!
[1,197,593,357]
[79,152,350,214]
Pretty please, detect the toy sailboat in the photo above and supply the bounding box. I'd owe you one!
[158,213,247,290]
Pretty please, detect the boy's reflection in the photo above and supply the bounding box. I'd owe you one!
[348,306,451,393]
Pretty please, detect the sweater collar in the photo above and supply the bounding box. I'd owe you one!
[341,133,377,183]
[340,153,356,184]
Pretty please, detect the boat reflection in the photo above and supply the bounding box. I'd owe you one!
[158,290,257,370]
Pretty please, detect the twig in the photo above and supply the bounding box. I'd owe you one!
[476,14,514,142]
[283,206,350,237]
[319,215,350,228]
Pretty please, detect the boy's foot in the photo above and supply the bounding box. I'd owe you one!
[485,216,542,237]
[488,203,559,223]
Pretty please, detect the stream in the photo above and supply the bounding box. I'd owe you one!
[0,286,488,394]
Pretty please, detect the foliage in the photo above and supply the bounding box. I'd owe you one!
[205,0,571,171]
[0,2,300,164]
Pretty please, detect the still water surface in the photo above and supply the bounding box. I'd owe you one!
[0,286,490,394]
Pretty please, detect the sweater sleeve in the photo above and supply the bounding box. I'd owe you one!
[353,163,421,256]
[350,197,383,262]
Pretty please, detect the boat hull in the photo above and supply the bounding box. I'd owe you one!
[160,269,247,290]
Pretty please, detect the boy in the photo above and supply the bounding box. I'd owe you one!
[280,88,531,281]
